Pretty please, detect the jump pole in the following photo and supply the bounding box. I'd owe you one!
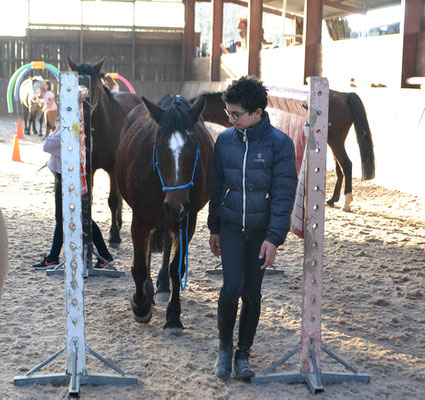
[251,77,370,394]
[14,72,137,396]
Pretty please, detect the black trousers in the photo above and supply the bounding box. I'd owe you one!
[47,172,111,262]
[219,219,266,306]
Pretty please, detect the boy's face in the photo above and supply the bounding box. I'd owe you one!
[224,103,262,130]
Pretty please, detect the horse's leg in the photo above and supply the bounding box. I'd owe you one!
[38,112,44,137]
[156,229,172,303]
[164,215,197,337]
[107,169,122,246]
[31,111,38,136]
[130,216,154,323]
[329,144,353,211]
[326,154,343,207]
[23,107,30,135]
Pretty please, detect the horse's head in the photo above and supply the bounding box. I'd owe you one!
[191,92,231,128]
[143,94,206,221]
[67,57,106,106]
[30,76,44,104]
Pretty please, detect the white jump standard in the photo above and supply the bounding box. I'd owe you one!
[14,72,137,396]
[251,77,370,394]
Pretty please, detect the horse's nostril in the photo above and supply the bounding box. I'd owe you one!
[164,202,189,221]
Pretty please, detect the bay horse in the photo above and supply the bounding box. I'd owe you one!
[115,94,213,336]
[19,76,44,136]
[192,89,375,212]
[0,208,8,305]
[67,57,143,245]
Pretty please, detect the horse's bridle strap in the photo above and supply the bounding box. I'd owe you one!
[153,147,200,192]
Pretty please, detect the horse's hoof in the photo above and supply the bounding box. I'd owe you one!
[131,299,153,324]
[326,200,335,207]
[155,291,170,303]
[342,205,352,212]
[164,327,183,337]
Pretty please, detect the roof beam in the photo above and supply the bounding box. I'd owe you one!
[197,0,296,18]
[323,0,366,15]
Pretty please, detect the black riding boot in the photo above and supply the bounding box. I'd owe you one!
[234,299,261,379]
[215,292,238,380]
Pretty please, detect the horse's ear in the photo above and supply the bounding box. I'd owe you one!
[93,57,106,75]
[190,93,206,105]
[67,57,78,71]
[188,95,206,123]
[142,96,164,123]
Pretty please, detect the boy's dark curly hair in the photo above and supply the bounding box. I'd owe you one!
[222,76,268,114]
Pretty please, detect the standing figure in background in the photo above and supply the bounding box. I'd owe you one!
[99,72,119,93]
[39,79,58,137]
[32,86,115,270]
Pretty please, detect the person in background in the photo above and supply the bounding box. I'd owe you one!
[32,87,115,270]
[99,72,119,93]
[39,79,58,137]
[208,76,297,381]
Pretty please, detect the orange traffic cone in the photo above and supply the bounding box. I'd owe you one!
[16,119,24,139]
[12,135,22,162]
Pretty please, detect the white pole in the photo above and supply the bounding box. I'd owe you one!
[281,0,287,47]
[60,71,87,376]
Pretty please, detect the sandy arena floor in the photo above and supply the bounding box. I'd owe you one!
[0,116,424,399]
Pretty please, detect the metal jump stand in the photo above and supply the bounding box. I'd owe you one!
[46,74,124,279]
[251,78,370,394]
[14,72,137,397]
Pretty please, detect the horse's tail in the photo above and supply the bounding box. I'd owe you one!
[150,228,163,253]
[150,227,172,254]
[347,92,375,180]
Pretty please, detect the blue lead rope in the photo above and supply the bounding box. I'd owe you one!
[153,144,200,290]
[178,212,190,290]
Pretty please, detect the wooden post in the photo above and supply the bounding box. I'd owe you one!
[400,0,423,88]
[184,0,196,81]
[248,0,263,77]
[132,0,136,81]
[303,0,323,84]
[211,0,224,81]
[300,77,328,378]
[79,0,83,64]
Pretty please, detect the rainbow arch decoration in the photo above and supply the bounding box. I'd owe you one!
[7,61,60,113]
[107,72,136,94]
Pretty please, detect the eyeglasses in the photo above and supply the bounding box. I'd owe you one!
[224,109,249,121]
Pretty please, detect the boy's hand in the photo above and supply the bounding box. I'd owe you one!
[209,234,221,257]
[259,240,276,269]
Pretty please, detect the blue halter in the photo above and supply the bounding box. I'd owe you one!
[152,144,201,290]
[153,146,200,192]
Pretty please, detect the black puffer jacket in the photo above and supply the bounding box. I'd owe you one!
[208,112,297,247]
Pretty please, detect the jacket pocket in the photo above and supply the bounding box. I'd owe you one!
[221,188,230,206]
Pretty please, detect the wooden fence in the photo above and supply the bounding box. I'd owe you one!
[1,26,185,114]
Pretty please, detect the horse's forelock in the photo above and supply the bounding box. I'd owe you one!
[156,95,195,139]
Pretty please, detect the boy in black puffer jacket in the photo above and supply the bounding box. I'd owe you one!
[208,76,297,381]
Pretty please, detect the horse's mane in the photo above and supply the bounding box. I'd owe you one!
[156,95,194,133]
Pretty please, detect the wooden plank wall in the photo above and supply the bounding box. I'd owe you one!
[0,29,184,114]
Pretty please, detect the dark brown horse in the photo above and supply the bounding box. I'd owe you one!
[67,57,142,244]
[115,94,213,336]
[192,89,375,211]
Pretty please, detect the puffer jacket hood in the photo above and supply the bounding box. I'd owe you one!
[208,111,297,247]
